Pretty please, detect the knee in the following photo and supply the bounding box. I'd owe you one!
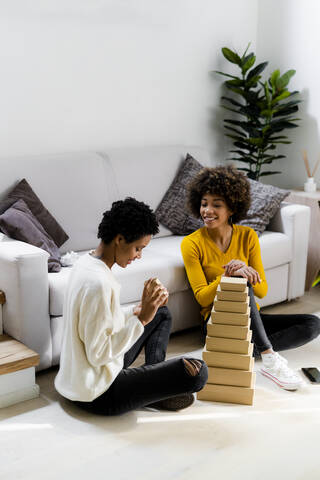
[183,358,208,392]
[304,315,320,341]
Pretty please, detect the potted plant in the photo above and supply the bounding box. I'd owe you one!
[215,45,301,180]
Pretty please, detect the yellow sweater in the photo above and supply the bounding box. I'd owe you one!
[180,224,268,319]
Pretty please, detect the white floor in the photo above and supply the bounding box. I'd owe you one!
[1,290,320,480]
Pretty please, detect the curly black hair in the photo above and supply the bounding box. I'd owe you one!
[187,166,251,224]
[98,197,159,244]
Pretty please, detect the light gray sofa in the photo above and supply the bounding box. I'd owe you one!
[0,146,310,371]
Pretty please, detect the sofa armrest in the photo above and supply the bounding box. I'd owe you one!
[0,240,52,370]
[268,202,311,300]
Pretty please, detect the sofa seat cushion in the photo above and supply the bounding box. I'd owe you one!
[49,233,292,317]
[48,236,189,316]
[259,231,292,270]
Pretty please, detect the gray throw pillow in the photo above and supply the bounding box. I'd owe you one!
[155,154,204,235]
[237,178,290,235]
[0,199,61,272]
[0,178,69,247]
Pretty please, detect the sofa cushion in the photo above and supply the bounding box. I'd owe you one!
[238,179,290,235]
[48,237,190,316]
[155,154,204,235]
[0,178,69,247]
[0,199,61,272]
[259,231,292,270]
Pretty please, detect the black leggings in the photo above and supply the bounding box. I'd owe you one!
[206,285,320,356]
[74,306,208,415]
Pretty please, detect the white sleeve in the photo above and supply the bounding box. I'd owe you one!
[122,304,137,322]
[78,286,144,368]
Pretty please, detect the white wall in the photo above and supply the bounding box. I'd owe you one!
[0,0,258,160]
[257,0,320,189]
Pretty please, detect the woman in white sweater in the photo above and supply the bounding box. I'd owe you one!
[55,198,207,415]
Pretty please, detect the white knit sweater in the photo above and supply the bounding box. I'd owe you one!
[54,253,144,401]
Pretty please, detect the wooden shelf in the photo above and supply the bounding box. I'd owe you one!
[0,335,39,375]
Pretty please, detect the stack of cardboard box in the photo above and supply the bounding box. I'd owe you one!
[197,276,255,405]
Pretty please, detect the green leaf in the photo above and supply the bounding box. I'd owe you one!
[226,79,245,87]
[224,125,247,137]
[260,109,275,118]
[241,42,251,61]
[259,171,282,176]
[245,75,261,88]
[271,91,291,104]
[226,86,246,97]
[269,69,280,88]
[222,106,245,115]
[225,134,248,143]
[247,62,268,80]
[262,155,286,162]
[268,135,288,140]
[234,141,253,150]
[221,96,244,108]
[230,150,251,156]
[276,69,296,90]
[222,47,241,65]
[248,137,264,147]
[242,55,256,74]
[264,81,271,106]
[273,105,299,117]
[213,70,239,79]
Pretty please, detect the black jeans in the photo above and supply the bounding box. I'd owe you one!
[74,306,208,415]
[205,285,320,356]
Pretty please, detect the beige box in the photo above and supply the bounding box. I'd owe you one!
[214,296,249,314]
[220,276,247,292]
[203,346,254,371]
[197,377,255,405]
[207,321,251,340]
[207,367,255,388]
[216,285,248,302]
[211,307,250,326]
[206,332,252,355]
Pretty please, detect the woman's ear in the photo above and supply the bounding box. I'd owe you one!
[114,234,124,246]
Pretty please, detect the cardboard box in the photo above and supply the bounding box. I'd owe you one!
[197,376,255,405]
[216,284,248,302]
[220,276,247,292]
[202,346,254,371]
[207,321,251,340]
[211,307,250,326]
[207,367,254,387]
[214,296,250,314]
[206,332,252,355]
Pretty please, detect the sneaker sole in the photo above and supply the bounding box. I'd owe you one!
[260,369,302,391]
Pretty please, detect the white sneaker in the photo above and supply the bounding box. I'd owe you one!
[274,352,288,365]
[260,353,303,390]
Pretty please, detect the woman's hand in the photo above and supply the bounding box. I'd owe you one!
[138,278,169,326]
[133,303,142,317]
[231,266,261,286]
[223,259,246,277]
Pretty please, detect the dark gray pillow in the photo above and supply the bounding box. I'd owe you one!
[155,154,204,235]
[0,199,61,272]
[0,178,68,247]
[238,178,290,235]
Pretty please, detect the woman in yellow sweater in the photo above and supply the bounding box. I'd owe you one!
[181,166,320,390]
